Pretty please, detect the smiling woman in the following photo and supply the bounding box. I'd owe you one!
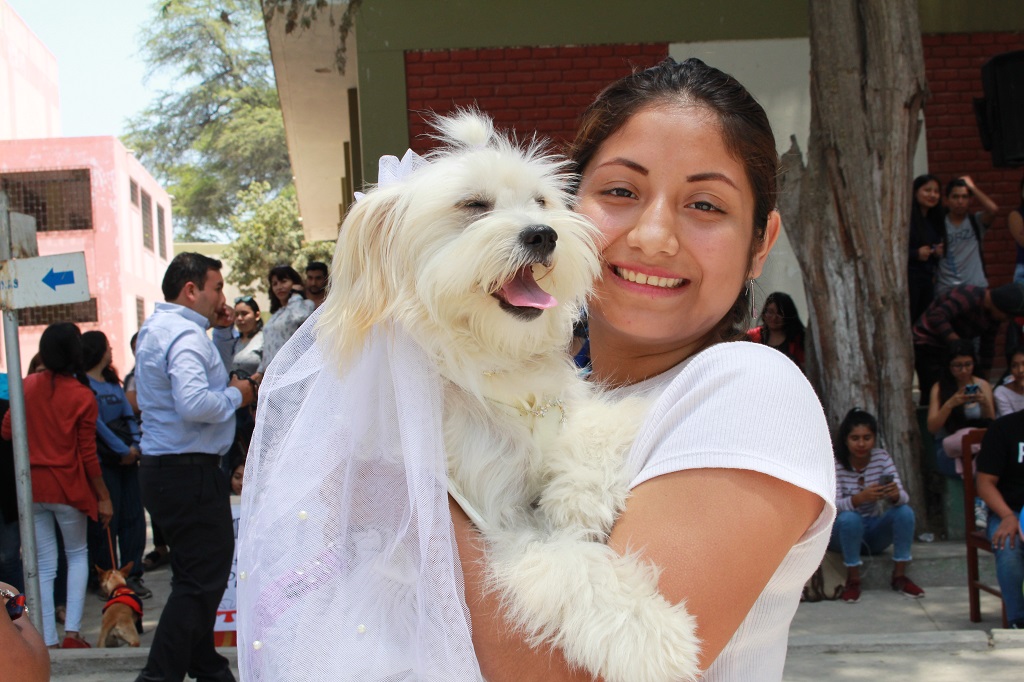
[452,58,836,682]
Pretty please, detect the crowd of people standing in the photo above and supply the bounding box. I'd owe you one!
[0,256,327,669]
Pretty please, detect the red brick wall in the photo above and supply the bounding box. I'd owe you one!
[404,43,668,155]
[922,32,1024,286]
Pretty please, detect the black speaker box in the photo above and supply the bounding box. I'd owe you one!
[975,50,1024,168]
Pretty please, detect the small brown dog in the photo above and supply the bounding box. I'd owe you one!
[96,562,144,648]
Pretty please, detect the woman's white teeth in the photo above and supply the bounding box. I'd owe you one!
[615,267,684,288]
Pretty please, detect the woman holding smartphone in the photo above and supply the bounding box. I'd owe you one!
[829,408,923,604]
[927,340,995,477]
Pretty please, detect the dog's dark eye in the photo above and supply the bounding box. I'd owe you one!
[460,199,492,211]
[535,197,547,208]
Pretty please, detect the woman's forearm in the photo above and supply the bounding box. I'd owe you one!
[449,497,596,682]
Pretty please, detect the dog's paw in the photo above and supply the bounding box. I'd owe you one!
[558,553,701,682]
[489,531,700,682]
[535,480,622,539]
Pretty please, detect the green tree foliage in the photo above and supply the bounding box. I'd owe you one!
[124,0,293,240]
[222,182,334,296]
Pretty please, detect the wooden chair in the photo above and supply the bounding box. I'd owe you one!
[960,428,1008,627]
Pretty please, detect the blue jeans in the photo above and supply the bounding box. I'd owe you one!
[986,513,1024,625]
[828,506,916,567]
[34,502,88,646]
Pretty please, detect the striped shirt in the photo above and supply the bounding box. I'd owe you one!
[912,284,998,374]
[835,448,909,516]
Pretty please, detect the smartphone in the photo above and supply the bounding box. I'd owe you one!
[964,384,980,396]
[878,474,894,486]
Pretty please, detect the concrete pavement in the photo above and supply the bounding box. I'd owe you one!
[43,540,1022,681]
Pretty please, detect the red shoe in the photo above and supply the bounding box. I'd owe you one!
[61,635,91,649]
[840,579,861,603]
[891,575,925,598]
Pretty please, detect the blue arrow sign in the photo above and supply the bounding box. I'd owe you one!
[42,268,76,291]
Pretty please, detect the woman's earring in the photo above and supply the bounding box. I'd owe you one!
[748,279,757,319]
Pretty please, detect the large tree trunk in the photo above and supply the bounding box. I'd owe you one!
[778,1,931,527]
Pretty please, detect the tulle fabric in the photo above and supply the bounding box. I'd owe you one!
[237,308,481,681]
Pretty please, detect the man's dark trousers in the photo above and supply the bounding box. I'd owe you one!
[137,455,235,682]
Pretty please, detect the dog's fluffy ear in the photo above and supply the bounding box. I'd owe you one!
[316,187,403,365]
[431,109,494,151]
[120,562,134,576]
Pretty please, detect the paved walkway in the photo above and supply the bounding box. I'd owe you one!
[44,543,1023,680]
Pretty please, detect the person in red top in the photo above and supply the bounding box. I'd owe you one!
[1,323,112,649]
[746,291,807,372]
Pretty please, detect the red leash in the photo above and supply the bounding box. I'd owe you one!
[105,525,117,571]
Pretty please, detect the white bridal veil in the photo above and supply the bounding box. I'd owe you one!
[236,147,483,679]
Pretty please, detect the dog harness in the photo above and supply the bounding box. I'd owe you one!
[103,585,144,633]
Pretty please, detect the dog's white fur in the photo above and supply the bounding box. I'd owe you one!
[317,111,699,682]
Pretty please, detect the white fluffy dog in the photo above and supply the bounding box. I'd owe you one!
[316,111,699,682]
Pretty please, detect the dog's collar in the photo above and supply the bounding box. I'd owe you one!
[487,395,567,452]
[488,396,567,424]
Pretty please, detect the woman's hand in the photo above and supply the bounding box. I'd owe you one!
[852,484,890,506]
[943,388,974,411]
[0,582,49,682]
[916,245,933,261]
[992,514,1020,551]
[97,498,113,529]
[977,379,996,419]
[121,445,141,466]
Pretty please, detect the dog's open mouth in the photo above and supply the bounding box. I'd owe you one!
[492,264,557,320]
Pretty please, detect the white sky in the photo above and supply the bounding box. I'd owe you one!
[6,0,166,138]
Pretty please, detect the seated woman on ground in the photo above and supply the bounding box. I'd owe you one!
[927,339,995,478]
[745,291,806,371]
[995,347,1024,418]
[829,408,923,603]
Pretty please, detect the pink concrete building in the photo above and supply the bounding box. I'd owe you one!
[0,0,60,140]
[0,0,170,375]
[0,139,172,374]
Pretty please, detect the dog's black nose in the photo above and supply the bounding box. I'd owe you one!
[520,225,557,258]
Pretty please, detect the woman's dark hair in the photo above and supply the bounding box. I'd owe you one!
[27,353,45,375]
[268,265,304,313]
[757,292,805,344]
[234,296,264,334]
[911,174,945,244]
[834,408,878,472]
[81,331,120,385]
[38,323,89,388]
[568,57,778,343]
[938,339,980,432]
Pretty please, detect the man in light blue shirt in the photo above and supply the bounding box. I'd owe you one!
[134,253,255,682]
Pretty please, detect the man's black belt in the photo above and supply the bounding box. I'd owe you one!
[140,453,221,467]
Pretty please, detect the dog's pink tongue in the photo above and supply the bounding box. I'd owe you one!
[500,267,557,309]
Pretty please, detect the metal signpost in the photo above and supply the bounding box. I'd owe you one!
[0,191,91,633]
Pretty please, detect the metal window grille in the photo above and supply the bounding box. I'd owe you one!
[130,178,139,206]
[0,169,93,231]
[141,190,153,250]
[157,205,167,259]
[17,298,99,326]
[136,296,146,328]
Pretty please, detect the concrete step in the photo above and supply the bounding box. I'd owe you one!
[822,539,997,591]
